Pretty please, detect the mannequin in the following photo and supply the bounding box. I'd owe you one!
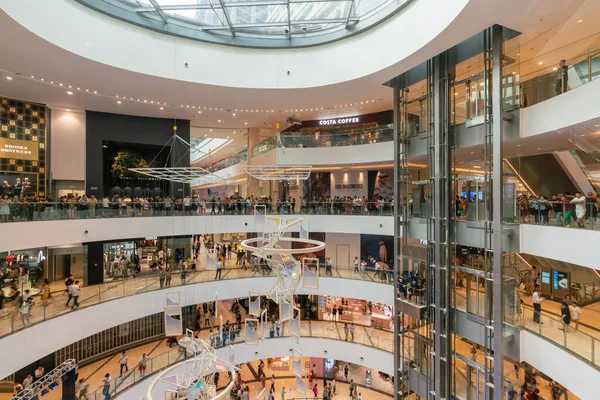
[13,178,22,197]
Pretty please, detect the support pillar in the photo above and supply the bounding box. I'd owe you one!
[246,128,261,198]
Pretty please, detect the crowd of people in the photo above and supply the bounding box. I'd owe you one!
[0,193,393,222]
[518,192,599,228]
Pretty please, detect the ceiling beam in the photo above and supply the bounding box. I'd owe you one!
[148,0,169,23]
[286,0,292,39]
[345,0,355,27]
[131,0,352,12]
[199,17,359,30]
[216,0,236,37]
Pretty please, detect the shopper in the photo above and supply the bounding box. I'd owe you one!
[102,373,111,400]
[556,59,569,95]
[215,257,223,280]
[180,266,187,285]
[138,353,148,378]
[69,280,80,310]
[270,374,275,393]
[312,383,318,399]
[165,267,172,287]
[344,323,349,340]
[118,351,129,375]
[569,302,581,331]
[350,324,355,341]
[532,286,544,324]
[570,192,587,228]
[78,379,89,400]
[344,365,349,381]
[64,274,74,307]
[159,268,165,288]
[560,298,571,332]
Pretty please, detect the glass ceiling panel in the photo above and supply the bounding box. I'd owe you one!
[77,0,414,48]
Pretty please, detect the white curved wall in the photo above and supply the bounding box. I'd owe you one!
[519,224,599,271]
[277,142,393,165]
[521,77,600,138]
[520,330,597,400]
[121,338,393,400]
[0,214,393,252]
[0,276,393,379]
[0,0,470,89]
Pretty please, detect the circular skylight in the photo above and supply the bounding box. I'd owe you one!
[76,0,414,48]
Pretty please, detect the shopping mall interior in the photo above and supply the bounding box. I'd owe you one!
[2,0,600,399]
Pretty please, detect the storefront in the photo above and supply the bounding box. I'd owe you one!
[279,110,393,148]
[317,296,394,330]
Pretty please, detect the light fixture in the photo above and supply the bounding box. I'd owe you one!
[103,144,108,148]
[93,90,97,94]
[578,19,583,23]
[66,109,71,112]
[233,113,236,116]
[205,134,208,137]
[160,107,164,110]
[117,101,122,104]
[245,122,248,125]
[59,83,63,86]
[210,129,213,132]
[218,120,221,123]
[538,61,543,65]
[67,91,73,95]
[227,136,230,139]
[5,76,12,81]
[553,67,558,71]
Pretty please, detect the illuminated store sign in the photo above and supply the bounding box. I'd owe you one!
[318,117,360,126]
[0,138,39,161]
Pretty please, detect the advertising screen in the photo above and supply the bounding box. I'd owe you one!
[553,270,569,291]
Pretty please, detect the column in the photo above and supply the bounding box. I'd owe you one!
[246,128,261,198]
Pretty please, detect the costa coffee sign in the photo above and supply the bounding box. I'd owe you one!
[318,117,360,126]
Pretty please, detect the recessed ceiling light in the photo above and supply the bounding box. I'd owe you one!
[68,85,72,88]
[160,107,164,110]
[245,122,248,125]
[537,147,542,150]
[473,166,482,169]
[103,145,108,148]
[5,76,12,80]
[218,120,221,123]
[553,67,557,71]
[233,113,236,116]
[30,75,34,78]
[210,129,213,132]
[40,78,44,81]
[538,61,543,65]
[517,144,522,147]
[67,91,73,95]
[66,109,71,112]
[512,72,516,75]
[227,136,230,139]
[93,91,97,94]
[578,19,583,23]
[205,134,208,137]
[59,83,63,86]
[51,81,54,84]
[117,101,122,104]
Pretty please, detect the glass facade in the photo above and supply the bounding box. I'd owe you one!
[75,0,413,47]
[392,26,516,400]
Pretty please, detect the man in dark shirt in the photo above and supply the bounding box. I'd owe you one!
[556,59,569,95]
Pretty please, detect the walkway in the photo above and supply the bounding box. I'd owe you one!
[0,259,391,338]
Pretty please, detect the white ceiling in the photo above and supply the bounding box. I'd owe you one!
[0,0,598,161]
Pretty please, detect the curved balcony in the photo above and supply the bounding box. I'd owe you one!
[0,268,393,378]
[0,210,393,252]
[82,319,394,400]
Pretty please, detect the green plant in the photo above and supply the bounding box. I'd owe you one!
[111,150,150,179]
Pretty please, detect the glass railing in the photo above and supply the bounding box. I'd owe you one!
[83,319,391,400]
[515,37,600,108]
[0,201,393,223]
[252,136,278,157]
[204,149,248,173]
[0,264,392,339]
[513,197,600,231]
[278,126,393,149]
[520,307,600,368]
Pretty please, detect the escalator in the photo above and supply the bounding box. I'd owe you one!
[506,154,578,197]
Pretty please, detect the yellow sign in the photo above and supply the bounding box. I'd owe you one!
[0,138,39,161]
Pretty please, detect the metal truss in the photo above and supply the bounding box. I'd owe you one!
[11,360,77,400]
[243,165,312,180]
[129,166,234,186]
[150,329,239,400]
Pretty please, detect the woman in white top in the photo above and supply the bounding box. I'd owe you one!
[569,303,581,330]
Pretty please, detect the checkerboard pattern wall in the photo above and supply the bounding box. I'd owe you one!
[0,97,47,196]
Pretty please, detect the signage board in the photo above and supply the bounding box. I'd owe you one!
[0,138,39,161]
[318,117,360,126]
